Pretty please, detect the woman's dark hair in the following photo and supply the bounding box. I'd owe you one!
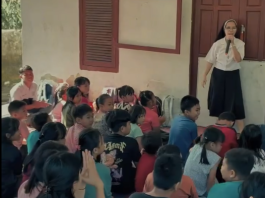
[200,127,225,165]
[117,85,134,98]
[23,122,67,173]
[78,129,103,163]
[138,91,154,107]
[31,113,50,131]
[239,124,264,163]
[1,117,20,144]
[105,109,131,133]
[25,141,68,194]
[129,105,146,124]
[95,94,111,111]
[215,19,237,41]
[62,86,81,111]
[53,83,68,108]
[36,152,81,198]
[240,172,265,198]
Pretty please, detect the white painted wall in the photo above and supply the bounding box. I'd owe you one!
[20,0,265,126]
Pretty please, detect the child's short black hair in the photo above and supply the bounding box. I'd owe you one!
[240,172,265,198]
[180,95,199,113]
[73,104,93,119]
[1,117,20,144]
[153,154,182,190]
[8,100,27,114]
[31,113,50,131]
[117,85,134,98]
[105,109,131,133]
[129,105,146,124]
[157,145,181,157]
[225,148,255,180]
[142,131,162,155]
[218,112,236,122]
[19,65,33,74]
[74,76,90,86]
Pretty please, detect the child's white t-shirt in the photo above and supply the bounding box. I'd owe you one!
[183,144,220,197]
[251,149,265,173]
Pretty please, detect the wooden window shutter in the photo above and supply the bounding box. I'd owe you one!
[79,0,119,72]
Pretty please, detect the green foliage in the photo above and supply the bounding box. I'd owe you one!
[2,0,22,29]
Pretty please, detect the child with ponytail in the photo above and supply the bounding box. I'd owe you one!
[50,82,68,122]
[92,94,114,136]
[62,86,82,128]
[78,129,112,198]
[184,127,225,197]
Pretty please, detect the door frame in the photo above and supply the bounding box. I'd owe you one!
[189,0,198,96]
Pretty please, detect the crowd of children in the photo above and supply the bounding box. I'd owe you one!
[1,65,265,198]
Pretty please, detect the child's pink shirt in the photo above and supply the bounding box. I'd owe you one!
[65,123,85,153]
[140,107,160,133]
[18,180,43,198]
[50,101,65,122]
[13,120,29,149]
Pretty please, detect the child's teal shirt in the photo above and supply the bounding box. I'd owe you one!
[208,181,242,198]
[27,130,39,154]
[84,162,112,198]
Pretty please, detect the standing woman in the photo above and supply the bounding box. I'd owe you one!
[202,19,245,132]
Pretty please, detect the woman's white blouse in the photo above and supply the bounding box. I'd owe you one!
[205,38,245,71]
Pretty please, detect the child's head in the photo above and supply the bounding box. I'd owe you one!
[31,112,51,132]
[23,122,67,173]
[95,94,114,112]
[129,105,146,125]
[105,109,131,135]
[180,95,200,121]
[139,91,156,108]
[74,77,90,95]
[217,112,236,127]
[239,124,263,155]
[25,141,68,193]
[117,85,135,103]
[157,145,181,158]
[53,82,69,107]
[200,127,225,165]
[78,129,105,162]
[153,154,182,192]
[221,148,254,182]
[142,131,162,155]
[1,117,21,143]
[66,86,82,105]
[8,100,27,120]
[240,172,265,198]
[41,152,80,198]
[19,65,34,84]
[73,104,94,128]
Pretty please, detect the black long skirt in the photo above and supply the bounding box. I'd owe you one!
[208,67,245,120]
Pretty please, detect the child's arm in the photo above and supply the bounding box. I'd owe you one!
[207,159,221,192]
[104,168,112,198]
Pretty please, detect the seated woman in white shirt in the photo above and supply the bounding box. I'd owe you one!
[239,124,265,173]
[10,65,51,113]
[201,19,245,132]
[50,83,68,122]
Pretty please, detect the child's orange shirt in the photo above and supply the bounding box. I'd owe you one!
[144,172,198,198]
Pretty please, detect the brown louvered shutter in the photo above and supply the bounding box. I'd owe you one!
[79,0,118,72]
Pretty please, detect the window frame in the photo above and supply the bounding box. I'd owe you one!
[79,0,119,73]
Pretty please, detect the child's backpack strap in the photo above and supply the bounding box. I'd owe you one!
[162,95,174,127]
